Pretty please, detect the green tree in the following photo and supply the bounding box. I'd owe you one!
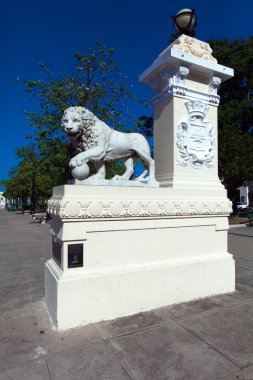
[3,41,148,200]
[136,116,153,139]
[209,37,253,210]
[2,144,53,211]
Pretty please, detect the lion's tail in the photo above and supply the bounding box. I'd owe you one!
[134,169,148,181]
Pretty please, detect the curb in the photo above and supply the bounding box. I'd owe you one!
[229,224,247,228]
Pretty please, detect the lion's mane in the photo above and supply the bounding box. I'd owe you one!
[63,107,101,152]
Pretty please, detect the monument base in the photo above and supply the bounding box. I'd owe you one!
[45,185,235,331]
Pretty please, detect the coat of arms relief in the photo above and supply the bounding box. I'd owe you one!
[176,100,215,168]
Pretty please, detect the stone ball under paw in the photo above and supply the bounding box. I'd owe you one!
[71,163,90,180]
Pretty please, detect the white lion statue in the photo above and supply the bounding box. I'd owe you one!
[62,106,155,183]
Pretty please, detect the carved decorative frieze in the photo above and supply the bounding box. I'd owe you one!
[48,197,232,219]
[176,100,216,168]
[209,95,220,105]
[172,35,217,63]
[151,65,220,106]
[160,65,189,94]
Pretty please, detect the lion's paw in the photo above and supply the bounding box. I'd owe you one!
[139,177,148,183]
[69,159,77,168]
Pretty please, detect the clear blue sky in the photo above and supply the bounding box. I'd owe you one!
[1,0,253,190]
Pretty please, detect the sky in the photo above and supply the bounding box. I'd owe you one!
[1,0,253,191]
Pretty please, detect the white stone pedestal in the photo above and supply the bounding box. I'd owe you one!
[139,34,234,190]
[45,185,234,330]
[45,35,235,330]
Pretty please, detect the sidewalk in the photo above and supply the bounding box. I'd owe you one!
[0,209,253,380]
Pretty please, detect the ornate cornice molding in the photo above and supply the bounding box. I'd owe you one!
[151,66,220,106]
[48,197,232,219]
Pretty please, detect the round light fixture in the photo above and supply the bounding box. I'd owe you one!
[173,8,197,38]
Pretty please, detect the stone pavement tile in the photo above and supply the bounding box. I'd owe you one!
[11,231,38,243]
[232,300,253,318]
[236,267,253,288]
[221,364,253,380]
[0,316,44,371]
[179,301,253,367]
[211,285,253,306]
[0,266,24,285]
[228,233,253,257]
[0,359,50,380]
[0,244,16,255]
[32,301,101,355]
[21,258,46,283]
[14,240,43,250]
[26,238,51,252]
[30,227,51,243]
[31,300,49,319]
[21,260,45,304]
[236,257,253,270]
[229,227,253,237]
[16,247,51,262]
[0,283,33,321]
[15,241,48,252]
[0,234,13,244]
[26,280,45,303]
[46,342,131,380]
[0,251,20,271]
[108,322,238,380]
[94,309,173,340]
[0,215,9,223]
[20,256,47,269]
[160,297,222,320]
[0,252,18,267]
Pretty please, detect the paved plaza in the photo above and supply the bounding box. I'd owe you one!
[0,209,253,380]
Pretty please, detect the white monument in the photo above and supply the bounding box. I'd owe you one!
[0,192,6,208]
[45,32,235,330]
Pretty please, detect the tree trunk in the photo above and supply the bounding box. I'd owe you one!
[227,186,239,214]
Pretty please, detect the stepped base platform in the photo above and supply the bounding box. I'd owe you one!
[45,185,235,330]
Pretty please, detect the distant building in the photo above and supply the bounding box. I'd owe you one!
[0,192,6,208]
[238,182,253,207]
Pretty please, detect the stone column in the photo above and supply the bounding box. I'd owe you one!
[140,35,233,193]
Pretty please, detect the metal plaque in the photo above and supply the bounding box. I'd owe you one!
[52,240,62,267]
[68,244,83,268]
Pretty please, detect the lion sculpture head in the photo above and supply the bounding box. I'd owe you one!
[61,106,97,136]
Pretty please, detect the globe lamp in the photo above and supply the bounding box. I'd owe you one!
[173,8,197,38]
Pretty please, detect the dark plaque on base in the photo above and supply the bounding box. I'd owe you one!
[52,240,62,267]
[68,244,83,268]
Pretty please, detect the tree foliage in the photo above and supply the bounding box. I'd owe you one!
[2,144,54,209]
[2,41,148,201]
[209,37,253,207]
[136,116,153,138]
